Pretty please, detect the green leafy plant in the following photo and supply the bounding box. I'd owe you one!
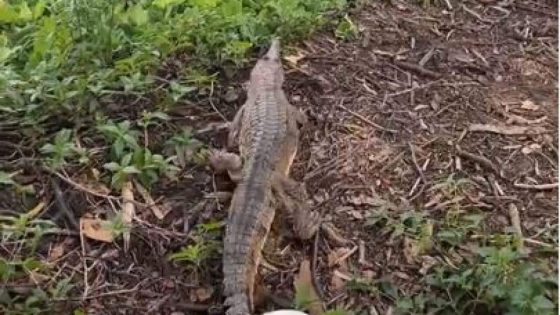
[169,220,223,271]
[366,210,432,242]
[131,147,179,187]
[437,212,485,247]
[39,129,78,169]
[97,120,140,160]
[395,246,558,315]
[103,153,140,189]
[165,128,202,167]
[335,14,358,40]
[428,174,472,200]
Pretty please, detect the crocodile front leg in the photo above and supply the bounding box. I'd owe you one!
[272,173,320,240]
[208,150,243,182]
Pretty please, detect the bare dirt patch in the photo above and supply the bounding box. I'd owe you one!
[284,0,558,313]
[11,1,556,314]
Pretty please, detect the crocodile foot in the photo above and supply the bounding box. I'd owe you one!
[208,149,242,182]
[272,173,320,240]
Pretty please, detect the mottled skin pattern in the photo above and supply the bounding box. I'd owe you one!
[210,39,319,315]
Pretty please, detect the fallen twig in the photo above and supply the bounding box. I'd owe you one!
[508,203,524,250]
[513,182,558,190]
[133,179,167,220]
[121,181,135,253]
[337,103,397,133]
[52,171,149,207]
[320,222,350,246]
[387,79,441,97]
[468,123,548,135]
[455,145,502,177]
[395,60,442,79]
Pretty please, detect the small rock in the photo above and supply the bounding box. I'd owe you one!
[223,88,239,103]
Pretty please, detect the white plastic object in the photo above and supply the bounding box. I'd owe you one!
[263,310,309,315]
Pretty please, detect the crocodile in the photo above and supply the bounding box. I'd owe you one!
[209,38,320,315]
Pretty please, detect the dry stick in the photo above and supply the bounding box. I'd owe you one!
[455,145,502,178]
[336,103,397,133]
[209,81,229,122]
[419,47,436,67]
[508,203,524,249]
[394,60,442,79]
[468,123,548,135]
[380,151,406,173]
[387,79,441,97]
[513,182,559,190]
[51,178,79,230]
[408,142,426,201]
[53,171,149,208]
[462,4,494,23]
[79,221,89,299]
[311,230,325,302]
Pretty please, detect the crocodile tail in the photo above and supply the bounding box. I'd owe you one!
[224,293,250,315]
[223,180,275,315]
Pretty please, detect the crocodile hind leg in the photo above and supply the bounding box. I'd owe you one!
[272,173,320,240]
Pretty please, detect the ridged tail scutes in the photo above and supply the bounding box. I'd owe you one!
[223,175,275,315]
[224,293,251,315]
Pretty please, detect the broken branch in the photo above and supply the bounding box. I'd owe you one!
[468,123,548,135]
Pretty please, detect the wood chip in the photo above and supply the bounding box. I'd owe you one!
[122,181,135,252]
[468,123,547,135]
[520,99,539,111]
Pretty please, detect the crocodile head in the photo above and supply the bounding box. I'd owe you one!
[250,38,284,86]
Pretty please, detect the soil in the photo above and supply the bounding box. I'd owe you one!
[10,0,557,314]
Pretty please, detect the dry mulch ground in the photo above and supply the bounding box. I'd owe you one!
[13,0,556,314]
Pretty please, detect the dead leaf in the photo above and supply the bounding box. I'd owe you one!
[520,99,539,111]
[294,260,323,315]
[419,256,438,275]
[190,287,213,302]
[284,51,306,66]
[80,218,115,243]
[121,181,135,252]
[521,143,542,155]
[349,210,364,220]
[468,123,547,135]
[48,242,66,261]
[403,237,420,264]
